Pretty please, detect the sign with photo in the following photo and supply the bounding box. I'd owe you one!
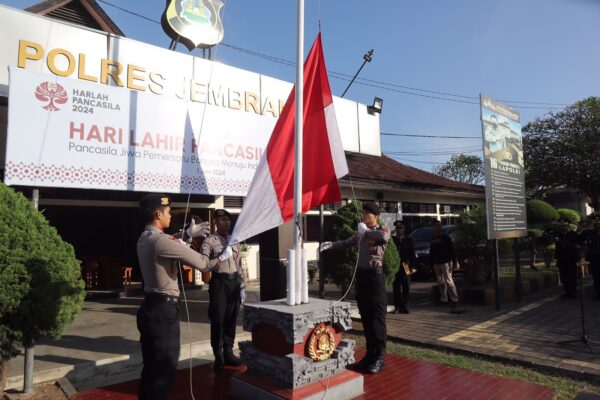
[480,94,527,239]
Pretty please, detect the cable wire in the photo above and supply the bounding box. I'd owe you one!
[95,0,568,111]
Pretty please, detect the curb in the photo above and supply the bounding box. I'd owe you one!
[381,333,600,384]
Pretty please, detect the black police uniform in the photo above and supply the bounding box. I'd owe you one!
[392,229,416,313]
[136,194,210,400]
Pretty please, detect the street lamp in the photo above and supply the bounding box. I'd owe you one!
[340,48,374,98]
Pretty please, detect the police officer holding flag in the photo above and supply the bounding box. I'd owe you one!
[201,209,245,371]
[320,201,390,374]
[136,193,211,400]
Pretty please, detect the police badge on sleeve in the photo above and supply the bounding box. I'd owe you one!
[161,0,225,50]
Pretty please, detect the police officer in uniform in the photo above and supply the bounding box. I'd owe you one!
[320,201,390,374]
[136,194,211,400]
[392,220,416,314]
[201,209,245,371]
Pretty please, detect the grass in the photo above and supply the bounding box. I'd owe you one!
[346,333,600,400]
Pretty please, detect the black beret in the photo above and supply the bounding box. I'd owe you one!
[394,220,404,227]
[362,201,381,216]
[214,209,230,218]
[139,193,171,210]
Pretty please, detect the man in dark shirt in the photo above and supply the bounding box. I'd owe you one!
[584,218,600,300]
[392,220,416,314]
[553,218,580,299]
[429,221,460,307]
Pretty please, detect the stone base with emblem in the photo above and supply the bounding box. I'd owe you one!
[231,298,363,400]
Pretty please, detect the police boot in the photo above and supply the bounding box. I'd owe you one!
[213,350,225,372]
[353,350,373,370]
[366,352,385,374]
[223,347,242,366]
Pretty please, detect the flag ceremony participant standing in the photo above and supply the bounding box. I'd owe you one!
[136,194,211,400]
[320,201,390,374]
[430,220,460,308]
[392,220,416,314]
[201,209,245,371]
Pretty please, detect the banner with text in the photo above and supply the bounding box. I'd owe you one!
[480,94,527,240]
[5,67,288,195]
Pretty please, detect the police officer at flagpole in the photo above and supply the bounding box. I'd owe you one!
[320,201,390,374]
[201,209,245,371]
[136,194,211,400]
[392,220,416,314]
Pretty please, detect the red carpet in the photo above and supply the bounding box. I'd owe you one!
[75,350,554,399]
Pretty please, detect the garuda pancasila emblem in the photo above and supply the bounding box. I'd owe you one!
[34,81,68,111]
[307,324,336,361]
[161,0,224,51]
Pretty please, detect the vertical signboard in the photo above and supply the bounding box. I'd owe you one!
[480,94,527,239]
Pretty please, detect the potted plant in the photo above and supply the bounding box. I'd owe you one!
[239,242,251,259]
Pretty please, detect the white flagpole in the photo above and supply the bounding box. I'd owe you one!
[292,0,305,305]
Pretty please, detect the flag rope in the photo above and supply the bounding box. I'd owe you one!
[177,2,230,398]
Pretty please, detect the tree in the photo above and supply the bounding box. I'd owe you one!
[526,199,559,226]
[523,97,600,209]
[433,154,484,185]
[0,184,85,391]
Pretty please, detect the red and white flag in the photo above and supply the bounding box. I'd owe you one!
[230,34,348,244]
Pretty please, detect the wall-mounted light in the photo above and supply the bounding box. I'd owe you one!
[367,97,383,115]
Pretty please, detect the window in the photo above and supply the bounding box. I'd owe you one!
[380,201,399,213]
[439,204,467,214]
[402,202,436,214]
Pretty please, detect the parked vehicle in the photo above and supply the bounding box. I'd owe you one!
[410,225,457,279]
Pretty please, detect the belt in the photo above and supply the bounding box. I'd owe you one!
[144,293,179,304]
[212,272,238,280]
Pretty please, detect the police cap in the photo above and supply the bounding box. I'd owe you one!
[362,201,381,216]
[139,193,171,210]
[214,209,230,218]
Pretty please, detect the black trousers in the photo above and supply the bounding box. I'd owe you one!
[392,269,410,310]
[356,268,387,358]
[136,297,180,400]
[558,260,577,295]
[208,275,241,355]
[591,261,600,298]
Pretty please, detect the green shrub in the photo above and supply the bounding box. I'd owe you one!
[526,200,559,225]
[322,201,361,292]
[557,208,581,225]
[453,204,491,284]
[382,237,400,285]
[0,184,85,363]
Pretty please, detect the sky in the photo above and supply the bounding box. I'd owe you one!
[2,0,600,172]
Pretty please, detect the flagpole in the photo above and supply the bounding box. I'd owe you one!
[293,0,305,304]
